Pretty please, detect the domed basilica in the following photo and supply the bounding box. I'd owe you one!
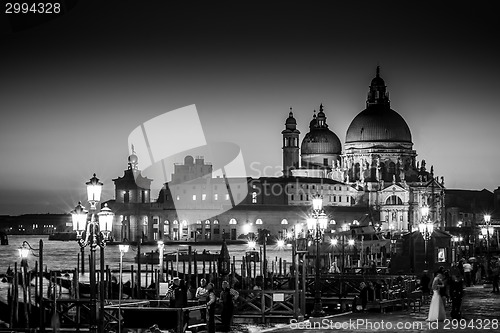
[282,67,445,233]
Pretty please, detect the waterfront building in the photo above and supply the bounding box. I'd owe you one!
[103,67,448,244]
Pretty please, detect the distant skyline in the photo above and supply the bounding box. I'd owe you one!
[1,1,500,215]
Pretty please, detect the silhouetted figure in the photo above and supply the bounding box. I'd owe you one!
[205,283,216,333]
[420,271,431,296]
[220,280,239,332]
[359,282,369,310]
[165,277,187,308]
[449,275,464,319]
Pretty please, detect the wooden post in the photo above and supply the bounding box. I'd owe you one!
[301,254,306,314]
[137,241,141,299]
[39,239,44,333]
[188,246,192,288]
[194,251,198,288]
[130,265,135,298]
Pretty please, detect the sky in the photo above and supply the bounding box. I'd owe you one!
[1,1,499,215]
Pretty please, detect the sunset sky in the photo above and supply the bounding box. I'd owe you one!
[1,1,499,215]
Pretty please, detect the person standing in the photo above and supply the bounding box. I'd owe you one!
[164,277,188,308]
[420,270,431,296]
[426,272,446,322]
[462,262,472,287]
[491,259,500,293]
[449,275,464,319]
[196,278,209,321]
[205,283,216,333]
[220,280,239,332]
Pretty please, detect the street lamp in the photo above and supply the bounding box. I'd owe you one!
[419,206,434,270]
[118,240,129,333]
[481,214,493,281]
[307,196,328,318]
[72,173,114,333]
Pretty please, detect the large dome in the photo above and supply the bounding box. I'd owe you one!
[346,105,412,143]
[346,67,412,144]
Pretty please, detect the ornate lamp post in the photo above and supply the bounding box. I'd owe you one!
[118,240,129,333]
[307,197,328,318]
[419,206,434,270]
[71,174,114,333]
[481,214,493,281]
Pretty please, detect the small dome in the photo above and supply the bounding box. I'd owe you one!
[301,128,341,155]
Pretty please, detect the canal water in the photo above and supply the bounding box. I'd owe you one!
[0,235,293,280]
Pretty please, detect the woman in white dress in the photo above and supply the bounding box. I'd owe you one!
[427,273,446,321]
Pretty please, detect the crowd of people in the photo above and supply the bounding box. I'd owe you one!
[163,276,240,333]
[417,256,500,322]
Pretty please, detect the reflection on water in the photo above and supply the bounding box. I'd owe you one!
[0,235,292,273]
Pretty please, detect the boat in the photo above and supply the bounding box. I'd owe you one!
[48,232,77,241]
[136,249,219,265]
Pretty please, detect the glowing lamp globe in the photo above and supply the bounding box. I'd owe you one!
[318,213,328,230]
[312,197,323,211]
[18,246,29,259]
[97,203,114,240]
[119,244,129,253]
[307,218,316,231]
[86,173,103,207]
[71,201,88,238]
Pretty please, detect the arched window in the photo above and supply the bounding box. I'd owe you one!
[380,162,387,181]
[173,220,178,225]
[256,219,263,225]
[213,219,219,225]
[281,219,288,225]
[388,162,396,179]
[386,195,403,205]
[229,218,237,225]
[205,220,211,225]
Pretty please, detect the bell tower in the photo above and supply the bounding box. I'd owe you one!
[282,108,300,177]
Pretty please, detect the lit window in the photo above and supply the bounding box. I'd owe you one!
[225,194,230,200]
[205,220,211,225]
[196,220,202,224]
[165,220,170,225]
[213,219,219,225]
[229,218,237,225]
[281,219,288,225]
[214,194,218,200]
[193,194,197,200]
[176,195,180,201]
[256,219,263,225]
[202,194,207,200]
[173,220,178,225]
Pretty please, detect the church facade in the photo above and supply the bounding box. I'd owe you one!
[106,67,446,244]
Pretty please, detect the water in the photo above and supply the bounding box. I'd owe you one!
[0,235,293,277]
